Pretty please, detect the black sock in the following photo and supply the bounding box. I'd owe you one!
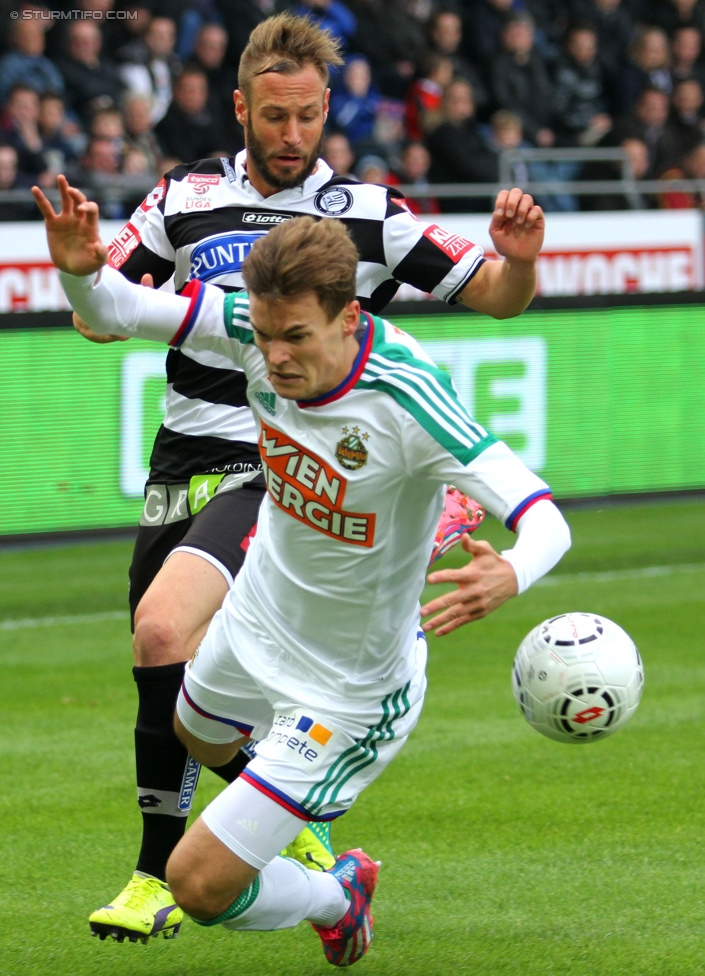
[133,662,199,881]
[208,748,250,784]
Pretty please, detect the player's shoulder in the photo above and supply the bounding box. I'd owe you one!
[362,313,447,383]
[164,156,231,184]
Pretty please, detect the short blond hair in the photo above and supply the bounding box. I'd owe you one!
[242,216,357,321]
[238,13,344,101]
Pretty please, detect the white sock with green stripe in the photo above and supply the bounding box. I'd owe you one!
[195,856,347,931]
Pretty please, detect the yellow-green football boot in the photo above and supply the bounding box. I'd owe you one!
[89,872,183,943]
[282,821,336,871]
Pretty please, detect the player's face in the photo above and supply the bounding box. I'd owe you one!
[250,291,360,401]
[234,66,329,196]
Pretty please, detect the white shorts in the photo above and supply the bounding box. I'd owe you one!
[176,608,427,823]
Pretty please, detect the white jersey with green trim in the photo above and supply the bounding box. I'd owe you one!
[204,292,552,704]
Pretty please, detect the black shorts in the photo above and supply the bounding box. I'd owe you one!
[128,477,266,627]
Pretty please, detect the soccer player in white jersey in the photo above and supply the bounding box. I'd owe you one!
[69,13,549,944]
[36,178,571,967]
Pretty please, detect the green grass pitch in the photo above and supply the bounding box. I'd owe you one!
[1,498,704,976]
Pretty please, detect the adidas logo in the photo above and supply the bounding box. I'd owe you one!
[255,391,277,415]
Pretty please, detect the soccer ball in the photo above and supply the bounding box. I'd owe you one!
[512,612,644,744]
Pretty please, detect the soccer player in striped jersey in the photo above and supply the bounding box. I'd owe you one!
[38,181,570,967]
[68,12,548,944]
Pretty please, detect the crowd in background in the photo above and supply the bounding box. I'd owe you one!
[2,0,705,219]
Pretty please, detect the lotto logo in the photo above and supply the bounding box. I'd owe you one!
[572,706,606,724]
[423,224,476,262]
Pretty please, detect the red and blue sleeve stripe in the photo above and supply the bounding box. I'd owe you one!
[169,278,205,348]
[505,490,553,532]
[180,681,255,737]
[241,768,344,823]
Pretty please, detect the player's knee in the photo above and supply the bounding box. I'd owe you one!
[167,849,246,920]
[132,607,186,666]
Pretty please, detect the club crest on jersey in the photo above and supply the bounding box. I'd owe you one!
[335,426,369,470]
[315,186,353,216]
[187,174,220,194]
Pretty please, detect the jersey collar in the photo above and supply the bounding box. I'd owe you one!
[297,312,374,409]
[233,149,334,202]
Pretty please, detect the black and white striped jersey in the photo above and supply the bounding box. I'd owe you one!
[108,150,486,482]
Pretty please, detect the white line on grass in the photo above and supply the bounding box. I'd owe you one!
[0,610,128,631]
[538,562,705,586]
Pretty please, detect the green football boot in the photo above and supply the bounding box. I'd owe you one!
[89,872,183,943]
[282,821,336,871]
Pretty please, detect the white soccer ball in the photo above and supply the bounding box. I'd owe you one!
[512,612,644,744]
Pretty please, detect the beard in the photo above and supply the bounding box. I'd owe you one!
[246,119,323,190]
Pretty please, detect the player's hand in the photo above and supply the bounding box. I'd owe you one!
[32,174,108,276]
[420,535,518,637]
[489,187,545,264]
[72,311,128,343]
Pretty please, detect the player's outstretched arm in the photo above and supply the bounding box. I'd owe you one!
[420,498,570,637]
[457,187,545,319]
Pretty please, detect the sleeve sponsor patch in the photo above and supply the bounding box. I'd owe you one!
[422,224,477,263]
[108,221,142,269]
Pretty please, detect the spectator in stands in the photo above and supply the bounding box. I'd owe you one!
[329,55,382,149]
[489,11,557,146]
[1,84,49,182]
[0,143,39,219]
[322,131,356,176]
[615,25,672,115]
[289,0,357,53]
[122,92,164,173]
[89,106,126,161]
[394,139,440,214]
[614,85,682,177]
[38,92,81,177]
[354,151,397,185]
[56,20,126,124]
[670,25,705,87]
[155,66,225,162]
[118,16,181,125]
[463,0,523,71]
[427,8,490,120]
[579,135,653,209]
[667,77,705,157]
[425,77,497,212]
[659,139,705,208]
[80,135,121,176]
[570,0,634,79]
[552,21,613,146]
[483,107,578,211]
[347,0,426,99]
[404,51,453,142]
[0,18,64,105]
[645,0,705,37]
[189,24,244,152]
